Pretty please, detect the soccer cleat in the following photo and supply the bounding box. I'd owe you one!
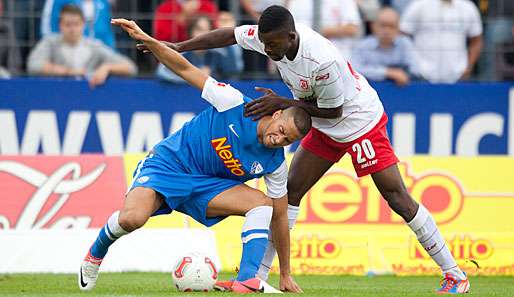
[78,251,102,291]
[214,279,234,291]
[231,277,283,294]
[437,272,470,294]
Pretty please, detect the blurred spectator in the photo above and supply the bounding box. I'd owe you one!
[480,0,514,80]
[400,0,483,83]
[496,25,514,80]
[5,0,45,70]
[240,0,285,22]
[41,0,115,48]
[28,5,136,87]
[153,0,218,43]
[391,0,415,15]
[156,15,240,83]
[352,7,419,86]
[288,0,363,60]
[355,0,381,33]
[0,0,22,78]
[217,11,244,75]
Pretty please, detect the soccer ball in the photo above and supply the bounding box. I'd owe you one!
[171,253,218,292]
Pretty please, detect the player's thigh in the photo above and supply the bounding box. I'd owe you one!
[206,184,272,217]
[120,187,164,229]
[288,145,334,203]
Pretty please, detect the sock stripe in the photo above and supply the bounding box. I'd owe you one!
[260,263,271,269]
[420,228,437,244]
[241,228,269,238]
[429,244,446,257]
[104,225,117,240]
[242,233,268,244]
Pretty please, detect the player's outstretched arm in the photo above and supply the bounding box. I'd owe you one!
[137,27,237,54]
[112,18,207,90]
[271,194,303,293]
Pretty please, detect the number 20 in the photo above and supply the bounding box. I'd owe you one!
[352,139,375,164]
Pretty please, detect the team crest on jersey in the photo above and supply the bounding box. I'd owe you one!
[299,79,309,90]
[250,161,264,175]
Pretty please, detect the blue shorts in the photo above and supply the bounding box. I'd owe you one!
[129,153,241,227]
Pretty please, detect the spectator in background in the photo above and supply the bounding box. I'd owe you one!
[28,5,136,87]
[480,0,514,80]
[41,0,115,48]
[400,0,483,83]
[391,0,415,15]
[352,7,419,86]
[355,0,381,33]
[217,11,244,75]
[153,0,218,43]
[288,0,363,60]
[156,15,240,83]
[240,0,285,22]
[0,0,22,78]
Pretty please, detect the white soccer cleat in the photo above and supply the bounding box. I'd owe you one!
[78,251,102,291]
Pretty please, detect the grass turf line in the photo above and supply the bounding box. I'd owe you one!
[0,272,513,296]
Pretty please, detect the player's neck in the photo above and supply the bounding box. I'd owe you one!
[285,32,300,61]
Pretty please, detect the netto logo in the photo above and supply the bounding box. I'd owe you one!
[211,137,245,176]
[291,236,340,259]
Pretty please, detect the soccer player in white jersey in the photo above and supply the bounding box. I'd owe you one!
[140,5,470,294]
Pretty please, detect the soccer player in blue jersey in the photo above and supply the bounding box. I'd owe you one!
[78,19,309,293]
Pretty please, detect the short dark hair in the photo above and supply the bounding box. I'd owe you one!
[258,5,295,34]
[285,106,311,137]
[60,4,84,21]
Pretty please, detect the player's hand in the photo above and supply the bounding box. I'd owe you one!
[137,41,179,53]
[111,18,153,43]
[88,65,110,88]
[279,274,303,293]
[244,87,290,120]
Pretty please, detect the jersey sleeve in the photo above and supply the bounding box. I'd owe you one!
[313,61,346,108]
[263,160,288,199]
[201,76,244,112]
[465,3,483,38]
[234,25,266,55]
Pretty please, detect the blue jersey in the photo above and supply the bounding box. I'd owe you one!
[153,77,286,184]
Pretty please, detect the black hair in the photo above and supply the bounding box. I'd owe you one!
[286,106,311,137]
[258,5,295,34]
[60,4,84,21]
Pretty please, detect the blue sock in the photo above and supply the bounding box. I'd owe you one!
[237,229,269,281]
[236,206,273,281]
[89,211,128,259]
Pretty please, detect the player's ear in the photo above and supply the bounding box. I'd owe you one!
[288,32,296,42]
[272,110,283,120]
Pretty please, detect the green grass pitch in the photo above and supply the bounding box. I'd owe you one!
[1,272,513,296]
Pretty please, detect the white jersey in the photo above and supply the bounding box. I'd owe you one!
[234,24,384,143]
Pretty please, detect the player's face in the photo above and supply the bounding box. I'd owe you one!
[60,14,85,44]
[262,110,302,148]
[258,30,293,61]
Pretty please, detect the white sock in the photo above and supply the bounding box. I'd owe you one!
[257,204,299,280]
[242,206,272,234]
[107,211,129,237]
[407,204,465,279]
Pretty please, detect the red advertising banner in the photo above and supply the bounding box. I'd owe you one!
[0,155,126,229]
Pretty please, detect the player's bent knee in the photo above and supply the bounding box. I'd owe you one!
[118,209,149,232]
[247,191,273,211]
